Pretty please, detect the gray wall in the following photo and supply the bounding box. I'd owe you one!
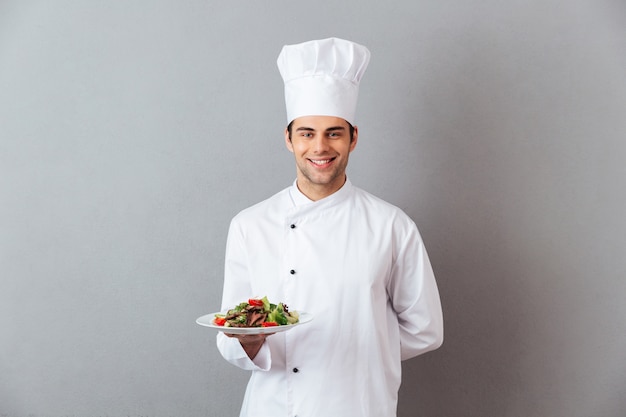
[1,1,625,416]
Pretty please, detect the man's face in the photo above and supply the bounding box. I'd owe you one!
[285,115,358,201]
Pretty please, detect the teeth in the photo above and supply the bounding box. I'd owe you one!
[311,159,331,165]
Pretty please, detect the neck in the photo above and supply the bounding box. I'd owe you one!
[296,176,347,201]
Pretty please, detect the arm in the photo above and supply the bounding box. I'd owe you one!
[388,220,444,360]
[216,219,272,370]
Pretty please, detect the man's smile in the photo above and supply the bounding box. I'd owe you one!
[308,157,336,167]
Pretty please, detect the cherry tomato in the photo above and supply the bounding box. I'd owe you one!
[248,298,264,307]
[262,321,278,327]
[213,317,226,326]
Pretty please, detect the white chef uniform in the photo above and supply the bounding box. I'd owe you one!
[217,178,443,417]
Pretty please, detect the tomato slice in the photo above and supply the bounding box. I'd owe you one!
[262,321,278,327]
[213,317,226,326]
[248,298,264,307]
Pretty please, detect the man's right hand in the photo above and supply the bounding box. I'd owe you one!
[225,333,273,360]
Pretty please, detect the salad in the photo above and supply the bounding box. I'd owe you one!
[213,296,299,328]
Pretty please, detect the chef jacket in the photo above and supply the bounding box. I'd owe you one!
[217,178,443,417]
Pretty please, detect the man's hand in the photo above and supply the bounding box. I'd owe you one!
[225,333,273,360]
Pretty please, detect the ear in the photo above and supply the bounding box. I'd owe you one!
[285,128,294,153]
[349,126,359,152]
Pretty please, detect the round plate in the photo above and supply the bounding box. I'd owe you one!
[195,311,313,334]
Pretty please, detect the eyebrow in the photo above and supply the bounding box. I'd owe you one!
[295,126,346,132]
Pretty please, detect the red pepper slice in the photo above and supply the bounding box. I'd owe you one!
[262,321,278,327]
[213,317,226,326]
[248,298,264,307]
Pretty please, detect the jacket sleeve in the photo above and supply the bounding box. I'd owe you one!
[216,332,271,371]
[215,217,272,371]
[388,218,444,360]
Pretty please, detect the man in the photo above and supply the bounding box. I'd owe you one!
[217,37,443,417]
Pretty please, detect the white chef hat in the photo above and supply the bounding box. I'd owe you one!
[277,37,371,125]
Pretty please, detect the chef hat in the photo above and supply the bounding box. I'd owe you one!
[277,37,370,125]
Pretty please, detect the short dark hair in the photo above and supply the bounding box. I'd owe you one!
[287,120,356,141]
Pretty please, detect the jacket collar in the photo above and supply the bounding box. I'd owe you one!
[289,177,353,208]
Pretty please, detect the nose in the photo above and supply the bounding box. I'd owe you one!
[312,136,330,153]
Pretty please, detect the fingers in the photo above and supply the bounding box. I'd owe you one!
[224,333,269,342]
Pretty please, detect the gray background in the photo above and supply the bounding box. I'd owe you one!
[1,1,625,416]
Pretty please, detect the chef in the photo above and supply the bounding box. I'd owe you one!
[216,37,444,417]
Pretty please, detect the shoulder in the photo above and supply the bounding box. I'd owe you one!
[345,186,420,243]
[351,185,414,224]
[230,186,291,225]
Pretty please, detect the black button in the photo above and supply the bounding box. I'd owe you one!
[290,269,296,275]
[293,367,299,373]
[290,224,296,229]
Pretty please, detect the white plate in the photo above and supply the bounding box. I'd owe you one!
[195,311,313,334]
